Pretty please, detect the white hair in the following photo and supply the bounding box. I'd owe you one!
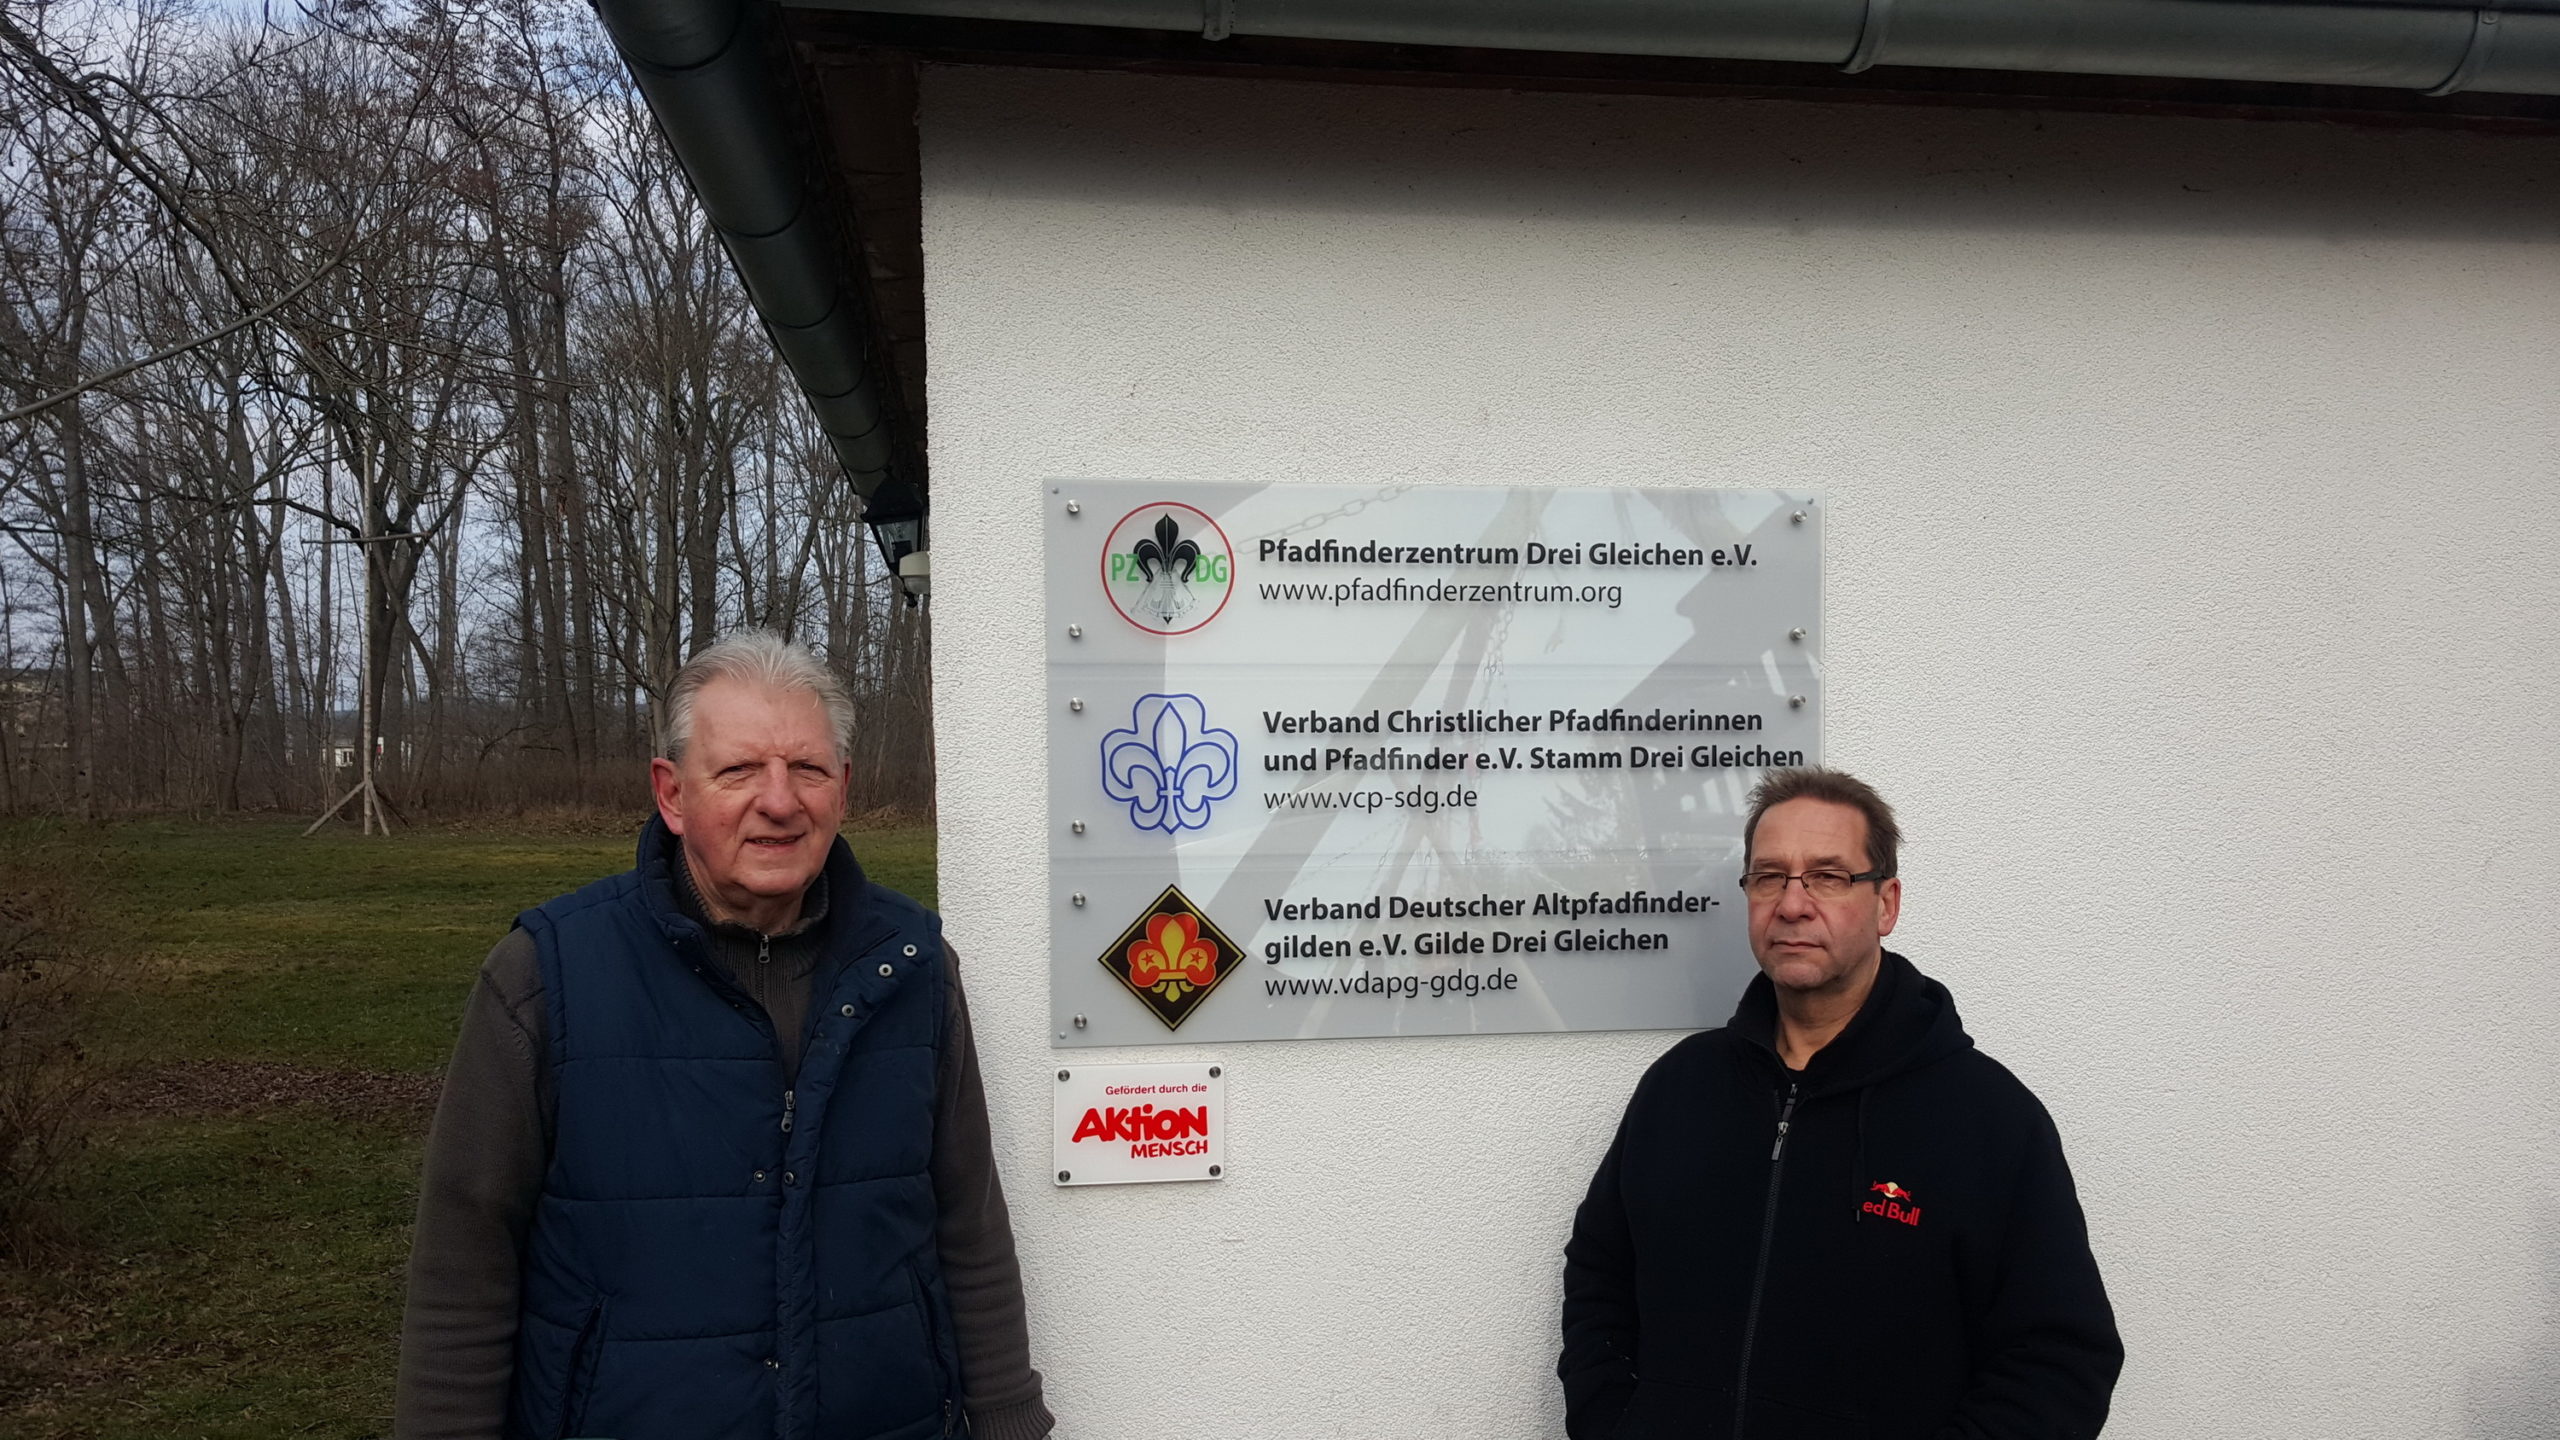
[660,629,855,762]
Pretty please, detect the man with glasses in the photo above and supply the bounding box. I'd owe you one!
[1558,767,2122,1439]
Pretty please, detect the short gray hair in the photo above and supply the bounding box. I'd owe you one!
[661,629,855,762]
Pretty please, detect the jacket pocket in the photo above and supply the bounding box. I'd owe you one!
[906,1266,957,1435]
[1743,1392,1868,1440]
[555,1297,609,1440]
[1613,1378,1716,1439]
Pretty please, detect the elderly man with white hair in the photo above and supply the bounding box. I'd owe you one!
[395,630,1051,1440]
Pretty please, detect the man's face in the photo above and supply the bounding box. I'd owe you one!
[649,678,848,924]
[1745,797,1902,994]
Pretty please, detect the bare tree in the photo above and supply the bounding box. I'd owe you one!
[0,0,936,821]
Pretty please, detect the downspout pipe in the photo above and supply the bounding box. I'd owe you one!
[591,0,922,526]
[827,0,2560,96]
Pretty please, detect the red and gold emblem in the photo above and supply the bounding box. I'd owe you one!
[1097,885,1242,1030]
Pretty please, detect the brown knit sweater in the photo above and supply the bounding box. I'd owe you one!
[392,859,1053,1440]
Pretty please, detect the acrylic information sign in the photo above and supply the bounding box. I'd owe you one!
[1046,482,1822,1047]
[1052,1061,1226,1186]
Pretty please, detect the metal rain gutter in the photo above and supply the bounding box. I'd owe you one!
[591,0,922,530]
[823,0,2560,96]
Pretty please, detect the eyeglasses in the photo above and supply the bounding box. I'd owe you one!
[1738,868,1889,901]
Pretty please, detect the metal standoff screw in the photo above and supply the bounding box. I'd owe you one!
[1208,1065,1222,1078]
[1789,628,1806,642]
[1071,821,1086,834]
[1069,697,1084,712]
[1065,500,1081,515]
[1067,624,1083,639]
[1071,892,1087,906]
[1790,695,1807,708]
[1058,1069,1070,1081]
[1208,1165,1223,1177]
[1057,1170,1071,1182]
[1072,1014,1088,1029]
[1791,510,1806,525]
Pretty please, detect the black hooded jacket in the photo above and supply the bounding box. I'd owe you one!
[1559,952,2122,1440]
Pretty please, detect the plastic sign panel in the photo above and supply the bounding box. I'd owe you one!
[1053,1061,1226,1186]
[1048,482,1822,1046]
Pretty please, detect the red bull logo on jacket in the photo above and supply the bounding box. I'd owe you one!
[1863,1180,1922,1226]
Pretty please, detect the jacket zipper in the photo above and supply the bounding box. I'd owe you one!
[754,933,771,1010]
[765,935,794,1401]
[1732,1079,1798,1438]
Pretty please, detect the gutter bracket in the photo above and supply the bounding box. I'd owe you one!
[1203,0,1233,42]
[1842,0,1895,74]
[2427,7,2503,96]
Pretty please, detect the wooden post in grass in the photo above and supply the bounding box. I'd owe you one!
[302,522,410,837]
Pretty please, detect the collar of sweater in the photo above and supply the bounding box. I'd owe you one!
[1727,950,1975,1097]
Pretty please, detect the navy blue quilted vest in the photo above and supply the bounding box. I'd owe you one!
[504,820,961,1440]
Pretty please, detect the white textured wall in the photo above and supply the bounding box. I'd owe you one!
[920,67,2560,1440]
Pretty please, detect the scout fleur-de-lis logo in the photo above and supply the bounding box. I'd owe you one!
[1130,514,1202,626]
[1127,912,1215,1000]
[1100,502,1236,636]
[1096,885,1242,1030]
[1101,694,1239,833]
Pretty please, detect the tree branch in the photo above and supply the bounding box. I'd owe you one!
[2,244,348,425]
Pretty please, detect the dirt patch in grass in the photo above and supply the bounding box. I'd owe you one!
[101,1061,440,1122]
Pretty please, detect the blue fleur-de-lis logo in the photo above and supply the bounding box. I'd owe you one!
[1101,694,1239,833]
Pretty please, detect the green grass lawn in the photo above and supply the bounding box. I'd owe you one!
[0,815,936,1439]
